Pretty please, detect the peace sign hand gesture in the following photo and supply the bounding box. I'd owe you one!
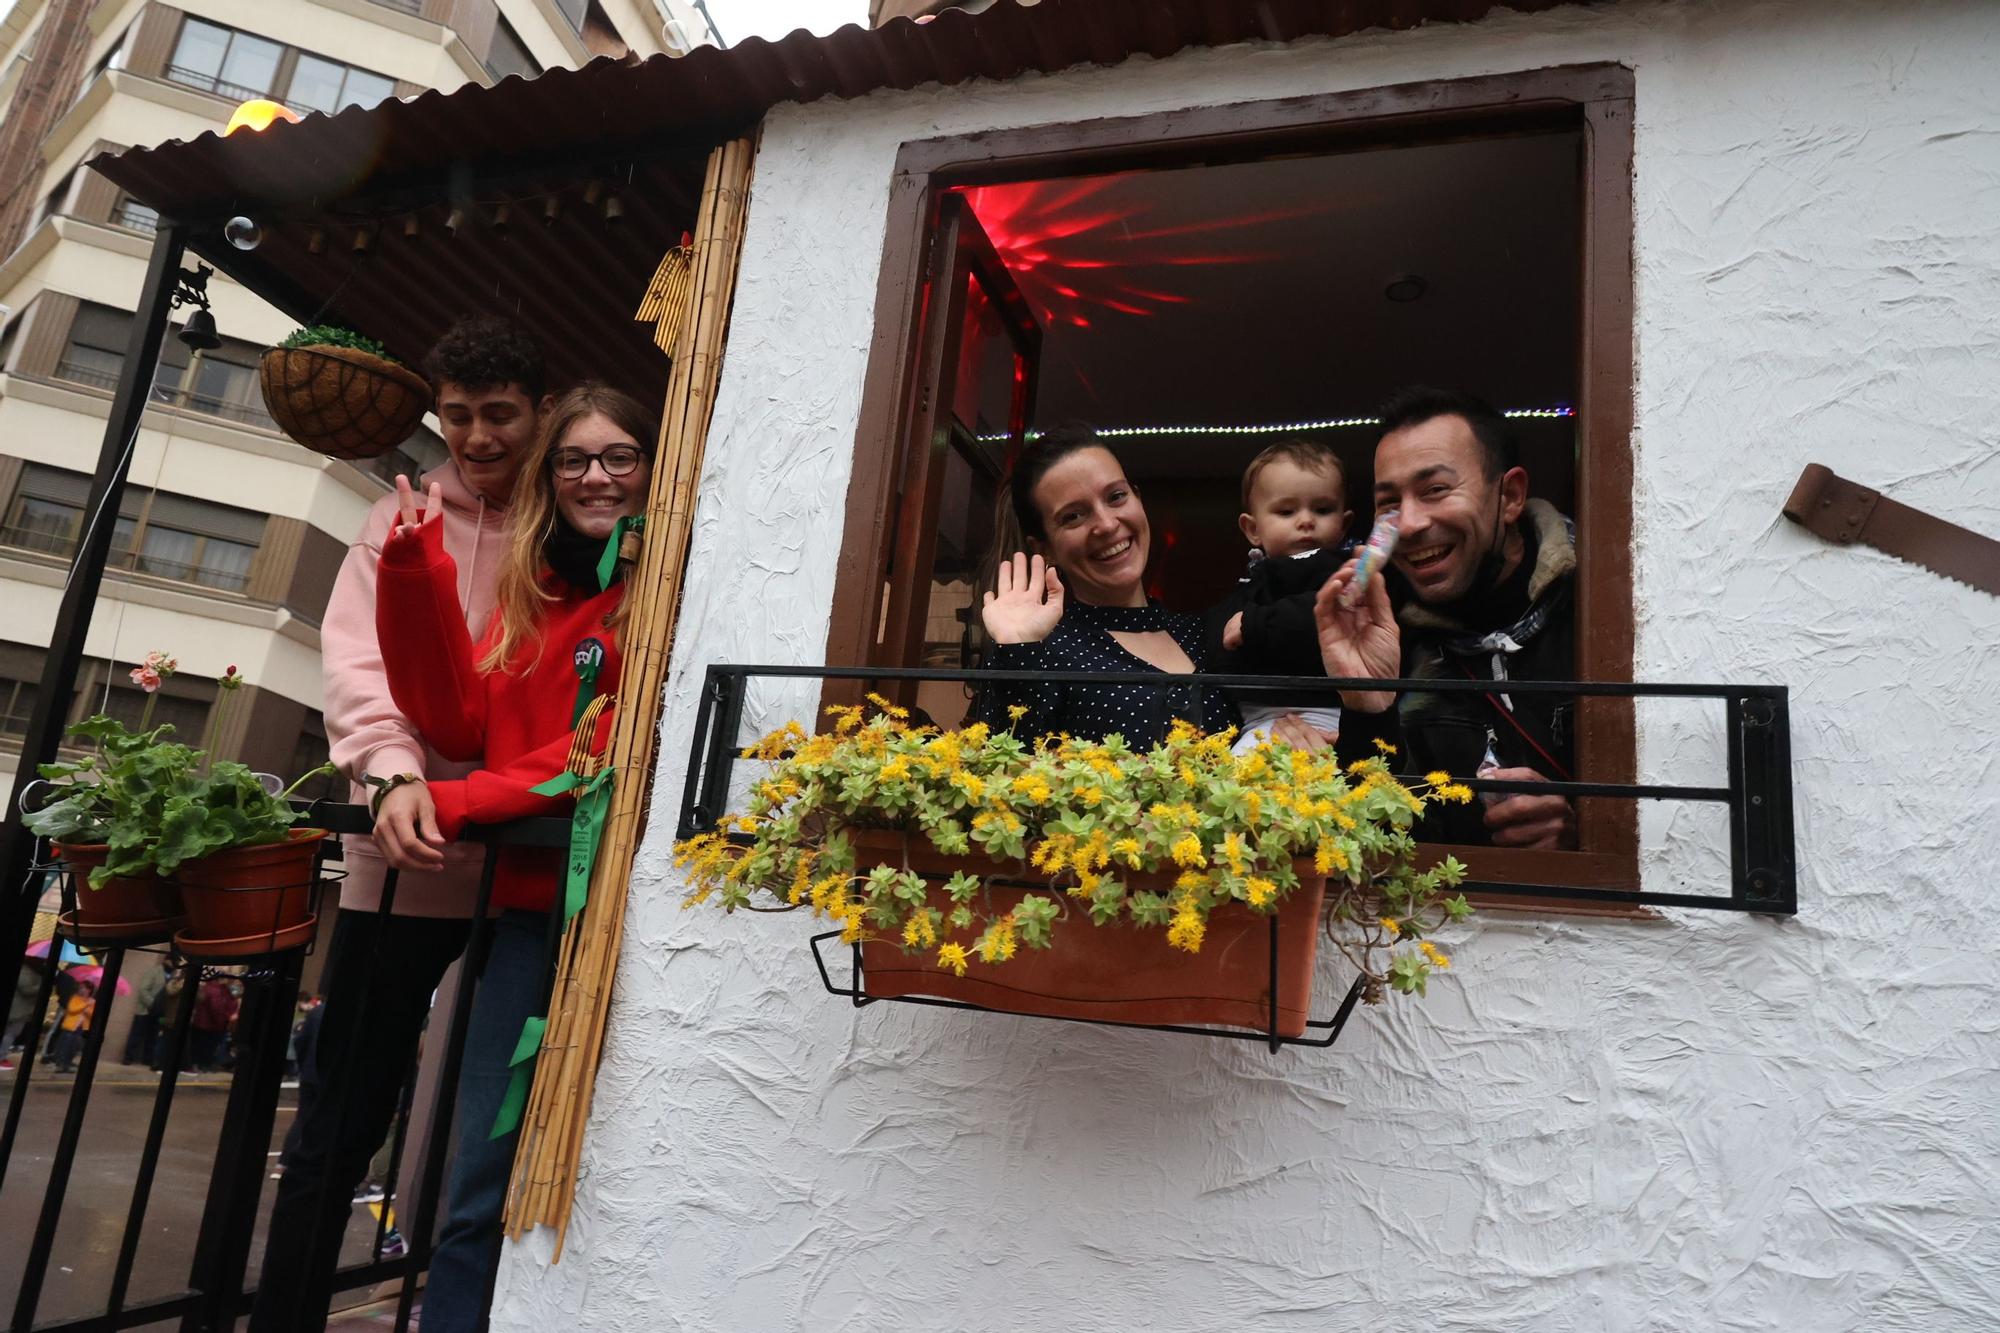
[393,475,443,541]
[981,552,1065,645]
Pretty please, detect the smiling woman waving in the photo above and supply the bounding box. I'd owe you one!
[371,381,654,1332]
[978,428,1403,753]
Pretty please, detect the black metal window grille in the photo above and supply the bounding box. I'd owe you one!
[285,52,398,116]
[3,462,267,594]
[56,302,189,400]
[165,15,396,115]
[679,664,1797,1048]
[114,196,160,234]
[166,17,282,102]
[0,673,37,738]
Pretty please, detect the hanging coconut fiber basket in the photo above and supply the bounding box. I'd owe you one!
[259,344,432,460]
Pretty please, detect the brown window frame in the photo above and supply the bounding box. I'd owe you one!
[828,64,1639,906]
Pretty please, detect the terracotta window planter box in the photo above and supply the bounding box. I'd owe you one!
[259,344,431,460]
[847,830,1327,1037]
[172,828,327,958]
[52,843,186,946]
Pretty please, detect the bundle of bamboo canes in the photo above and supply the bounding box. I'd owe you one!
[502,134,756,1255]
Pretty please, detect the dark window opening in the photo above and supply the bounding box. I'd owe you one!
[114,194,160,234]
[3,648,218,749]
[3,463,266,594]
[56,301,189,395]
[834,68,1638,898]
[484,16,542,82]
[880,135,1582,730]
[167,15,395,112]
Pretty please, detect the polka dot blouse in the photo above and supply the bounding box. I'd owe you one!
[979,600,1238,748]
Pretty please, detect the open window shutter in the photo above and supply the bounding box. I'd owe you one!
[875,191,1043,687]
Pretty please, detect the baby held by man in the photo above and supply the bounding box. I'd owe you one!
[1205,440,1393,753]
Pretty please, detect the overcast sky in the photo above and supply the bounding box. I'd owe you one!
[705,0,869,42]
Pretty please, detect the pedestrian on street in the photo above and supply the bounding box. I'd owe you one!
[48,980,95,1074]
[3,956,46,1070]
[191,978,237,1071]
[151,968,187,1070]
[124,961,170,1066]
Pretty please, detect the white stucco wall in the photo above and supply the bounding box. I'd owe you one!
[493,1,2000,1328]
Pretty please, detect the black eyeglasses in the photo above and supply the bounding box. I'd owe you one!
[550,445,646,480]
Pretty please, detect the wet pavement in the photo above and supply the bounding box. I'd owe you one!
[0,1064,401,1329]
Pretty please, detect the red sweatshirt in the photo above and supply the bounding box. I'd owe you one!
[377,519,622,912]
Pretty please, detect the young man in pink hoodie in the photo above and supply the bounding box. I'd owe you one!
[251,316,550,1333]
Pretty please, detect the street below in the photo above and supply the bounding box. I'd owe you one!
[1,1068,396,1328]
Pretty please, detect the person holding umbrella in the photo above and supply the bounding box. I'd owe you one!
[48,979,95,1074]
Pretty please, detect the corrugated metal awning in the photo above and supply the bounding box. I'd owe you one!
[85,0,1575,400]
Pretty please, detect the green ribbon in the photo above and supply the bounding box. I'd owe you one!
[490,1014,547,1140]
[598,514,644,592]
[528,765,616,927]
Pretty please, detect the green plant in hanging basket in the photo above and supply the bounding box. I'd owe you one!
[262,324,431,460]
[279,324,398,362]
[677,697,1476,1006]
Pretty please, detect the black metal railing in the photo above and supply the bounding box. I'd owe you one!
[678,664,1797,1048]
[162,65,270,103]
[0,526,255,594]
[53,359,279,432]
[113,200,160,234]
[0,804,568,1333]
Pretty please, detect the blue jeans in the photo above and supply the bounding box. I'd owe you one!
[423,909,551,1333]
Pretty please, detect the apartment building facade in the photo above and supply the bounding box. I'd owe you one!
[0,0,713,806]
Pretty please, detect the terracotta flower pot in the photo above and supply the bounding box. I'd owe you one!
[849,831,1327,1037]
[52,842,185,945]
[259,344,432,460]
[173,828,327,958]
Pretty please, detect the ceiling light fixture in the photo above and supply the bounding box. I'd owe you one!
[1384,274,1428,303]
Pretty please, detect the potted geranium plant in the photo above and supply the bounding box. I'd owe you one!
[259,324,431,460]
[24,655,335,955]
[24,713,197,944]
[677,698,1475,1036]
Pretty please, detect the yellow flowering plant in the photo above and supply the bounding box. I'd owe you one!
[676,696,1475,1002]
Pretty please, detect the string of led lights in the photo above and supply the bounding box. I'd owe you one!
[975,407,1574,444]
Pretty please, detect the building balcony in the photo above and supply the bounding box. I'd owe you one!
[0,525,253,594]
[54,358,280,433]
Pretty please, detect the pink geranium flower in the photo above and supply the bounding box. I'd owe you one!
[130,666,162,693]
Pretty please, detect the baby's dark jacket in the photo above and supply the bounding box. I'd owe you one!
[1203,540,1357,676]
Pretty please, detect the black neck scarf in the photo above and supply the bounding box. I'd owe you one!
[544,516,611,593]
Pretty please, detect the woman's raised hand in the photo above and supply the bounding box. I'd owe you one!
[982,552,1065,645]
[1313,556,1401,714]
[393,475,443,540]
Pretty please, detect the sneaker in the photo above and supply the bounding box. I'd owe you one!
[0,1059,16,1071]
[353,1183,387,1205]
[378,1226,408,1259]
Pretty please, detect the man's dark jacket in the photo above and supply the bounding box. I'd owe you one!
[1397,499,1577,844]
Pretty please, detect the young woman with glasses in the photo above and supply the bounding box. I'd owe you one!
[370,381,655,1331]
